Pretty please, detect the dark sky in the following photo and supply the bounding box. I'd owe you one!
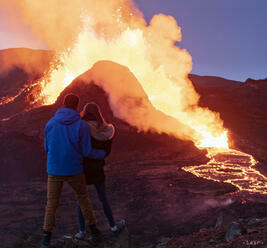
[135,0,267,81]
[0,0,266,81]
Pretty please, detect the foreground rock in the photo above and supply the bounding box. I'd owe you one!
[225,221,241,242]
[165,217,267,248]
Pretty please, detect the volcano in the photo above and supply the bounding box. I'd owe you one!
[0,48,266,247]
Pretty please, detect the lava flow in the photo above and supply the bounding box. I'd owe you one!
[183,148,267,194]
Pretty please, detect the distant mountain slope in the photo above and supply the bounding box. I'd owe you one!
[190,74,267,172]
[0,48,53,119]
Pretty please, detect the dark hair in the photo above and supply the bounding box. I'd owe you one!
[63,94,79,110]
[80,102,107,127]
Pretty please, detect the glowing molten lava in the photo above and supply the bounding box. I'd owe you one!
[198,131,229,149]
[183,148,267,194]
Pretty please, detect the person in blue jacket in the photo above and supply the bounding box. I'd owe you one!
[41,94,105,248]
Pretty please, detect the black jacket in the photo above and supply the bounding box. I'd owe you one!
[83,136,112,185]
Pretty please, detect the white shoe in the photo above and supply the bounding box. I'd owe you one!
[75,231,86,240]
[111,219,126,236]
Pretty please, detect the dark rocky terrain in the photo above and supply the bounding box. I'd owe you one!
[0,48,266,247]
[166,216,267,248]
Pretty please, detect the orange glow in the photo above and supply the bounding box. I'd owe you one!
[36,14,227,149]
[0,0,229,148]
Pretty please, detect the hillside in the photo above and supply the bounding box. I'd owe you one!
[189,74,267,174]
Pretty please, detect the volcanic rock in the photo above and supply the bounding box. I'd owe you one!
[215,215,223,228]
[225,222,241,242]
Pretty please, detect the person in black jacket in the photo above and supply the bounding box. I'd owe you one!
[75,102,125,239]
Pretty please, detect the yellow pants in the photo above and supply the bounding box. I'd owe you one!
[43,173,96,232]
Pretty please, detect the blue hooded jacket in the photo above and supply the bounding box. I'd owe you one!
[44,108,106,176]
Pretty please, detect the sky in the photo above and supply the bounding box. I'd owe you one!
[0,8,45,49]
[0,0,266,82]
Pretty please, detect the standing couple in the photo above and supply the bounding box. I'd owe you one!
[41,94,125,248]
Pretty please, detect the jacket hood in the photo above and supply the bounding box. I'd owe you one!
[86,121,115,141]
[53,108,81,125]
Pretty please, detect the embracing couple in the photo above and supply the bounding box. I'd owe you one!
[41,94,125,248]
